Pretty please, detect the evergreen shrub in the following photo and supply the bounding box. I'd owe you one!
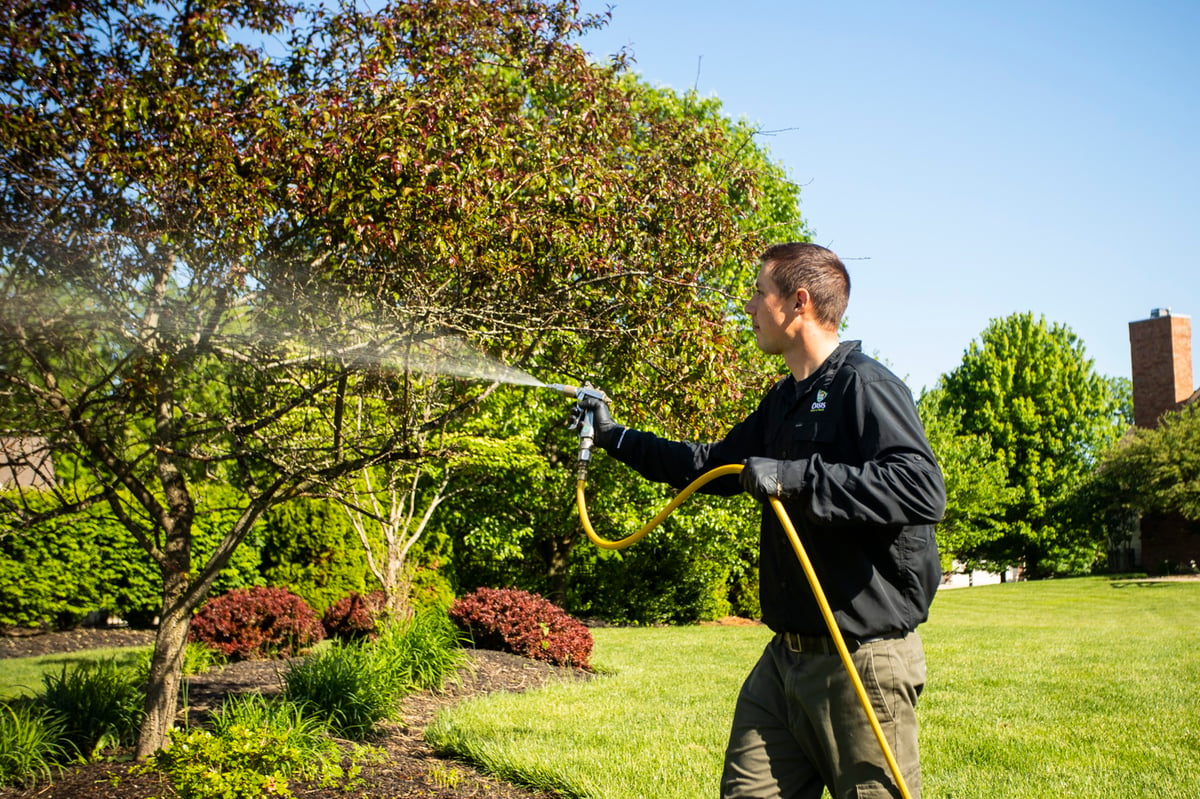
[0,485,261,630]
[449,587,592,669]
[191,586,323,661]
[567,535,734,625]
[407,561,457,613]
[257,498,369,614]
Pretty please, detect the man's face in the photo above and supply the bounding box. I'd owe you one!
[744,262,795,355]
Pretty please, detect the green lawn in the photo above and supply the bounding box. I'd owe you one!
[0,646,151,701]
[428,577,1200,799]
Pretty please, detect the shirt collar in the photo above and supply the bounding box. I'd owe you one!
[788,340,861,400]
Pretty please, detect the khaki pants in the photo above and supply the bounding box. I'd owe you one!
[720,632,926,799]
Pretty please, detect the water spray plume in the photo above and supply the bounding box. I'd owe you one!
[229,314,547,390]
[399,334,545,388]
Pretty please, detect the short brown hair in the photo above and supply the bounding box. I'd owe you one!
[760,243,850,329]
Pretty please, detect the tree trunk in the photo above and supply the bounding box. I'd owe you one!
[134,574,191,759]
[546,532,576,608]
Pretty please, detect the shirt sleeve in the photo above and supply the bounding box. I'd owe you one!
[602,399,770,495]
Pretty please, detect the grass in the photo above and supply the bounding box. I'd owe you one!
[919,578,1200,798]
[427,577,1200,799]
[427,624,764,797]
[1,580,1196,796]
[0,703,65,787]
[0,641,222,703]
[0,646,149,701]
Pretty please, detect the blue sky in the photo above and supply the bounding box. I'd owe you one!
[576,0,1200,394]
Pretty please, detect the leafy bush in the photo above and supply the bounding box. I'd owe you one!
[568,539,732,625]
[449,587,592,669]
[37,659,144,760]
[150,693,363,799]
[0,496,121,630]
[407,561,457,613]
[729,568,762,620]
[321,591,385,642]
[191,587,323,661]
[0,702,65,787]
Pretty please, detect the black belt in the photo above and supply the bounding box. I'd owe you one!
[778,629,907,655]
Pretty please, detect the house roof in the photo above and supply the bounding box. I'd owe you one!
[0,436,55,490]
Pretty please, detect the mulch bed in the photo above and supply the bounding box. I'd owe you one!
[0,627,591,799]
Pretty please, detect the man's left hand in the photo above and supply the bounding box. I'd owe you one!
[740,457,783,503]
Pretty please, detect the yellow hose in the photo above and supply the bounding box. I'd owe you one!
[576,464,913,799]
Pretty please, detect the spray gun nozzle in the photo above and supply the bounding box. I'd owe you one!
[545,383,609,482]
[545,383,609,402]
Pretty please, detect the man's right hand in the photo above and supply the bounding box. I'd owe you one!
[578,394,623,448]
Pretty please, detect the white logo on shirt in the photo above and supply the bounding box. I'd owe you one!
[811,389,828,412]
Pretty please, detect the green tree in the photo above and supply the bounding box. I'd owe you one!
[369,77,807,616]
[1,0,805,754]
[937,313,1125,575]
[1096,402,1200,522]
[917,388,1018,574]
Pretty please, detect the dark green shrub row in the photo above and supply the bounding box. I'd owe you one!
[1,490,458,632]
[0,487,261,630]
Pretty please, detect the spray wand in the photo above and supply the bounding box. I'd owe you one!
[544,383,609,481]
[545,382,915,799]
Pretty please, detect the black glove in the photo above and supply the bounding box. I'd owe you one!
[577,394,624,449]
[740,457,783,503]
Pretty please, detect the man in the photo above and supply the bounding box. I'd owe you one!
[581,242,945,798]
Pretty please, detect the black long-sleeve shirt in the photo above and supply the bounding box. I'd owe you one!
[602,341,946,639]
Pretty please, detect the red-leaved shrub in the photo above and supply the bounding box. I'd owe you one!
[449,587,592,669]
[322,590,386,642]
[190,586,323,661]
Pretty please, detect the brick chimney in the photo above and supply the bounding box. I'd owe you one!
[1128,308,1193,428]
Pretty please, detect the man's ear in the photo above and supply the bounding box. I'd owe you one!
[794,287,810,312]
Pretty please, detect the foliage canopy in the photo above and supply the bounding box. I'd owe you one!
[935,312,1127,574]
[1095,402,1200,522]
[0,0,805,754]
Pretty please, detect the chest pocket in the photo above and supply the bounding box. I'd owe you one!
[769,414,838,460]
